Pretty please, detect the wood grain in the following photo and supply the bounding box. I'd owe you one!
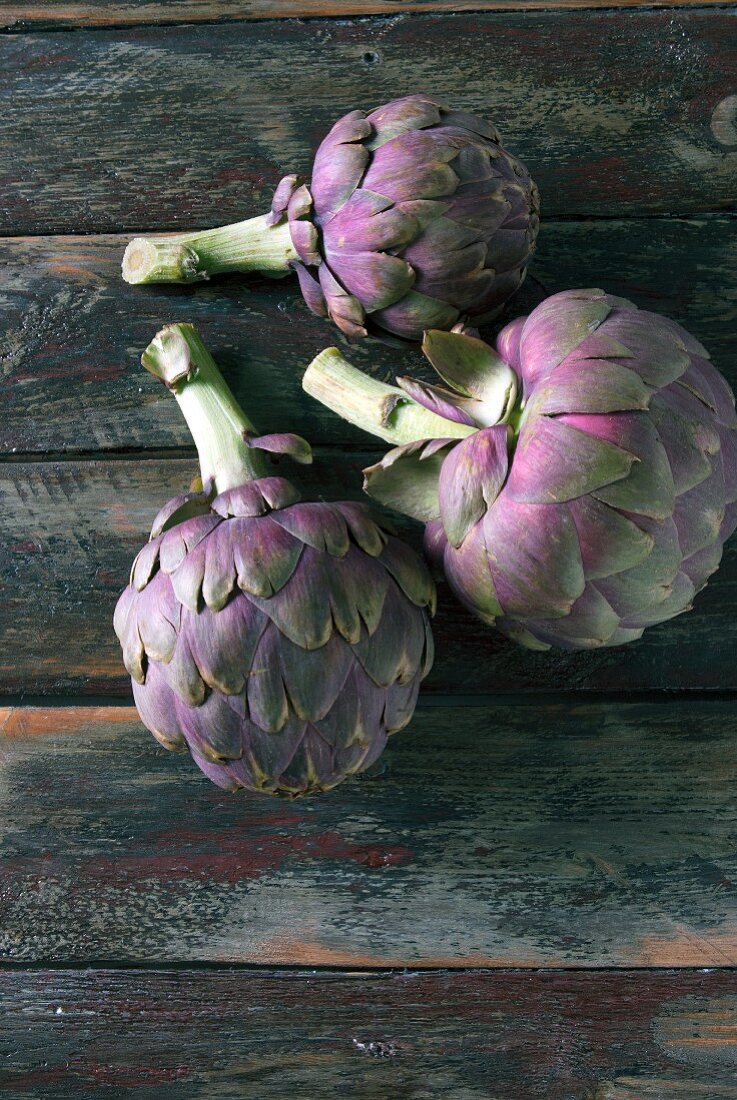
[2,701,737,966]
[2,217,735,456]
[1,0,731,30]
[2,10,736,234]
[3,455,737,696]
[1,968,737,1098]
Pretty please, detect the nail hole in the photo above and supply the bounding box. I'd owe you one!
[362,50,380,66]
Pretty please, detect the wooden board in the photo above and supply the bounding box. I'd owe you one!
[3,455,737,696]
[3,10,736,234]
[2,967,737,1098]
[1,0,730,30]
[2,216,735,457]
[2,701,737,966]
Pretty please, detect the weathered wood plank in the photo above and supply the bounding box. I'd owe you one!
[3,454,737,695]
[1,968,737,1098]
[1,0,730,31]
[2,701,737,966]
[2,217,735,456]
[2,11,736,233]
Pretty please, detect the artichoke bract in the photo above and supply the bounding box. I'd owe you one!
[115,324,434,796]
[121,95,539,342]
[303,289,737,650]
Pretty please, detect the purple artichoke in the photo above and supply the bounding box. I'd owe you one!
[304,289,737,650]
[115,324,434,796]
[122,95,539,343]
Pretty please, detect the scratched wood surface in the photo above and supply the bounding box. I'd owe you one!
[1,0,730,29]
[1,968,737,1099]
[2,217,735,456]
[2,701,737,966]
[3,10,737,235]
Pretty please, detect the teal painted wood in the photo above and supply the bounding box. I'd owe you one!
[1,967,737,1098]
[2,10,736,234]
[1,218,735,456]
[2,701,737,966]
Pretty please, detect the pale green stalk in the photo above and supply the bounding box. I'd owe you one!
[123,216,297,285]
[303,348,475,447]
[141,323,267,493]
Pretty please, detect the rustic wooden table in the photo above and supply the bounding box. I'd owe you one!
[1,1,736,1095]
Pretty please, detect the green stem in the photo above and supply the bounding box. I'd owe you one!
[302,348,475,447]
[122,215,298,286]
[141,323,268,493]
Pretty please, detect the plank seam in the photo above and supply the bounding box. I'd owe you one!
[1,212,735,241]
[3,691,737,707]
[0,960,733,974]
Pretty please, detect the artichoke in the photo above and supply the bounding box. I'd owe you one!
[121,95,539,342]
[303,289,737,650]
[115,323,434,796]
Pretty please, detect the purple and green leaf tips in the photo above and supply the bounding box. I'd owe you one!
[114,324,434,796]
[122,95,539,342]
[304,289,737,650]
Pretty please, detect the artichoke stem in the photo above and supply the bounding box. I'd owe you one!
[122,215,298,285]
[142,323,269,492]
[303,348,474,447]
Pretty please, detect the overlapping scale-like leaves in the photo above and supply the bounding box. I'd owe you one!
[269,94,539,341]
[115,480,435,795]
[366,288,737,649]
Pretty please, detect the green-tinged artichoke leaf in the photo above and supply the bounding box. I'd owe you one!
[122,620,146,684]
[170,544,206,613]
[529,360,651,417]
[246,432,313,465]
[150,494,213,538]
[337,502,388,557]
[616,571,695,628]
[438,426,509,548]
[595,517,682,618]
[186,599,266,696]
[568,495,654,580]
[233,516,303,598]
[567,332,636,361]
[422,329,514,401]
[373,290,459,335]
[443,524,503,620]
[520,296,612,375]
[384,678,421,734]
[594,436,675,520]
[498,620,552,651]
[201,526,237,612]
[483,497,586,619]
[247,625,291,733]
[327,549,389,642]
[363,440,451,523]
[137,605,178,665]
[507,417,636,504]
[529,585,621,649]
[249,549,334,651]
[279,727,337,795]
[354,583,427,686]
[380,537,436,610]
[274,503,350,557]
[649,398,717,495]
[280,632,353,722]
[161,635,206,706]
[132,539,160,591]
